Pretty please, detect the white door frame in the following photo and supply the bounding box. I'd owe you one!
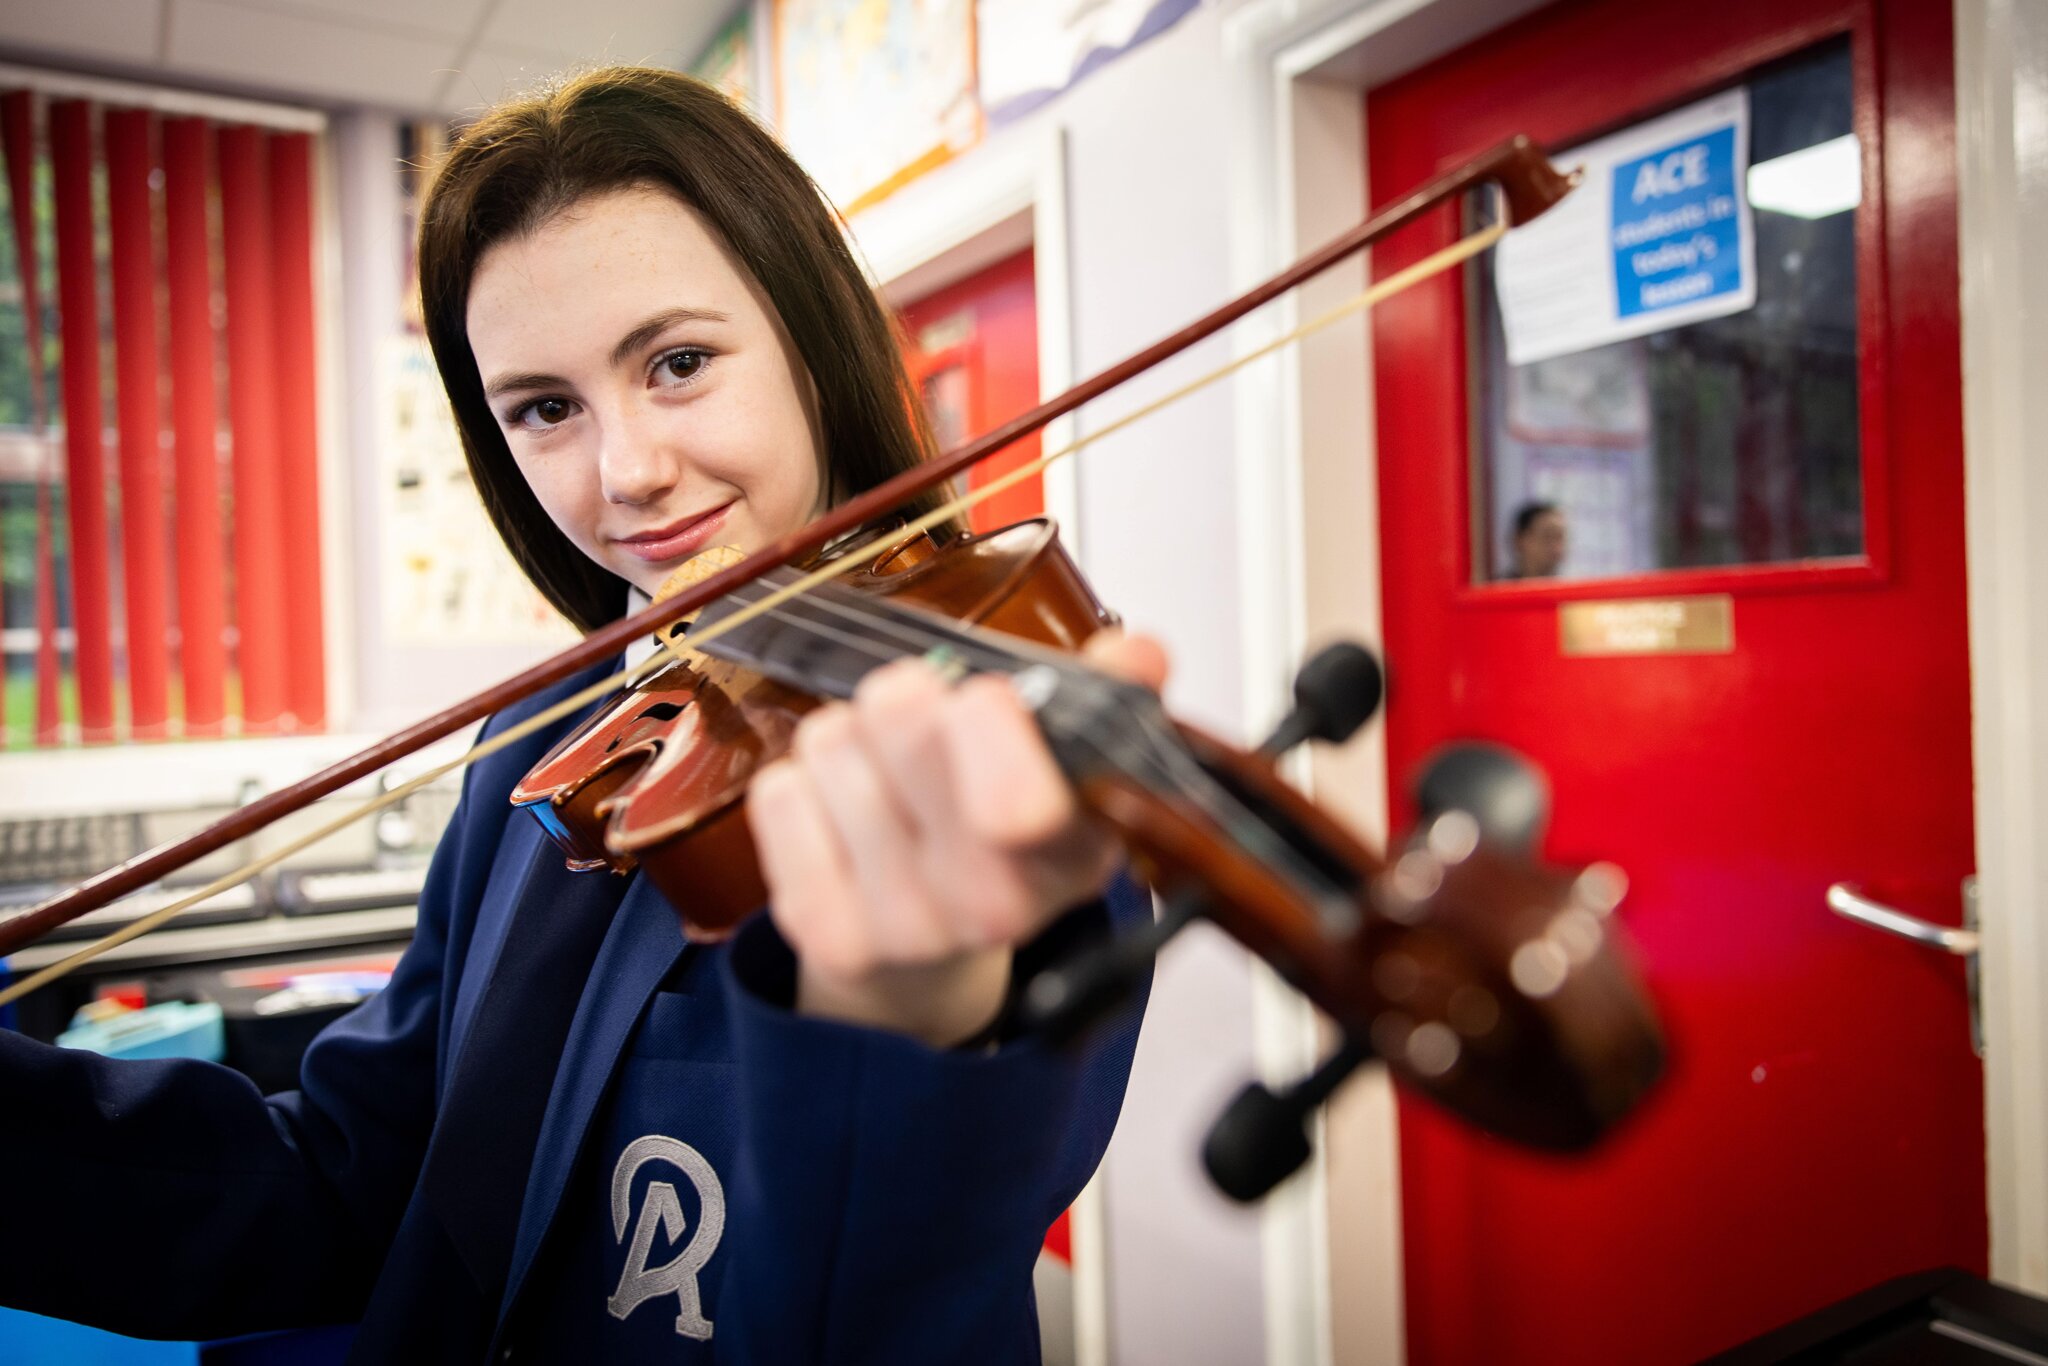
[1955,0,2048,1298]
[849,126,1081,551]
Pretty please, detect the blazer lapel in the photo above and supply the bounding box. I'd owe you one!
[499,872,685,1318]
[444,813,548,1071]
[422,835,639,1301]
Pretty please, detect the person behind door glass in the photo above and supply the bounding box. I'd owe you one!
[1506,500,1568,579]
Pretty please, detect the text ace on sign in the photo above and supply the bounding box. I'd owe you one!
[1495,88,1755,364]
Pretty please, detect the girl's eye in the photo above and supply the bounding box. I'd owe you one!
[509,396,577,431]
[655,347,711,387]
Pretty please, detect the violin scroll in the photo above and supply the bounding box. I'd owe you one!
[1074,716,1661,1160]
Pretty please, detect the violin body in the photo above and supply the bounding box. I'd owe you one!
[511,520,1117,940]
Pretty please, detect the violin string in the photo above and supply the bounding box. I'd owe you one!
[0,221,1504,1001]
[711,572,1047,682]
[704,577,1347,909]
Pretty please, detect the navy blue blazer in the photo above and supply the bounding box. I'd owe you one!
[0,660,1149,1363]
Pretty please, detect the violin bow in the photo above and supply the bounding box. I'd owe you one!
[0,135,1575,992]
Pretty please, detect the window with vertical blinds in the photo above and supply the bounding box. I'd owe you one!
[0,89,325,746]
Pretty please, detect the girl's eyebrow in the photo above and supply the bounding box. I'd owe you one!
[482,307,734,400]
[483,369,564,400]
[608,306,732,367]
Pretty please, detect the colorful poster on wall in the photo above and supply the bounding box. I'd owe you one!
[975,0,1199,125]
[377,336,576,646]
[772,0,980,215]
[692,5,760,112]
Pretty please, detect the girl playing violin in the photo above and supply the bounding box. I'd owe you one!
[1,66,1159,1362]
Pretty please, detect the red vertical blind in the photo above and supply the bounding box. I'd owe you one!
[103,109,172,740]
[0,92,326,745]
[162,117,229,737]
[47,101,116,743]
[270,132,325,730]
[216,125,288,736]
[0,91,64,745]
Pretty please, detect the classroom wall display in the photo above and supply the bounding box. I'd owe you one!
[376,335,576,647]
[692,5,760,112]
[772,0,980,215]
[975,0,1199,125]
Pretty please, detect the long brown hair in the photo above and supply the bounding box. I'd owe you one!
[416,67,946,633]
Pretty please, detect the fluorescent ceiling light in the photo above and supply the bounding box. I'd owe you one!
[1747,134,1861,219]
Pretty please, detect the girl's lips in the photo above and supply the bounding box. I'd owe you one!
[614,501,735,563]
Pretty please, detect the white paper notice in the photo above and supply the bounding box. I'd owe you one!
[1495,88,1755,366]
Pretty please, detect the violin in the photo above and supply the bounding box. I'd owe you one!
[513,514,1663,1183]
[0,135,1662,1197]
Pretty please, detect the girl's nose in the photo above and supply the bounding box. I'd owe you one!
[598,409,682,507]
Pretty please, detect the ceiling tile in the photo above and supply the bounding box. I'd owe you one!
[477,0,731,72]
[245,0,492,42]
[165,0,459,109]
[435,44,576,115]
[0,0,163,67]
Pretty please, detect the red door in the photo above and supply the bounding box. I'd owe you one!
[898,248,1044,530]
[1368,1,1980,1362]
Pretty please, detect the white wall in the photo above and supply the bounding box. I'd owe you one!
[852,7,1272,1363]
[1058,15,1272,1363]
[1957,0,2048,1298]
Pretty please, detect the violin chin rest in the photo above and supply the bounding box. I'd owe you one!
[657,545,749,603]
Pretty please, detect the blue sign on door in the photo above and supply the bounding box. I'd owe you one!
[1610,125,1743,319]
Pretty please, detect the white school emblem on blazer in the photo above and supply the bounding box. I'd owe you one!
[607,1135,726,1340]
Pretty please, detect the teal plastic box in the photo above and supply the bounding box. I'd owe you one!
[57,1002,225,1062]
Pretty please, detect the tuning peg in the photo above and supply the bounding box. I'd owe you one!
[1258,641,1385,759]
[1203,1037,1372,1203]
[1019,891,1204,1047]
[1412,742,1549,853]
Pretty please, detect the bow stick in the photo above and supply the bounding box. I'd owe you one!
[0,135,1575,981]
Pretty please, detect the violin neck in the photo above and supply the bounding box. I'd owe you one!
[690,571,1061,699]
[690,575,1359,927]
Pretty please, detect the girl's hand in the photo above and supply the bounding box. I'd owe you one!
[745,630,1170,1047]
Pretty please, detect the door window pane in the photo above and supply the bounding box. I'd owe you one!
[1474,39,1859,583]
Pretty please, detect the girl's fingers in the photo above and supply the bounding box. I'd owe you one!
[946,672,1078,853]
[851,660,1047,947]
[786,701,952,965]
[747,756,872,975]
[848,661,977,843]
[1082,628,1170,694]
[756,630,1173,978]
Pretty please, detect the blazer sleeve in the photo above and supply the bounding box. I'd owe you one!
[710,875,1150,1365]
[0,771,489,1340]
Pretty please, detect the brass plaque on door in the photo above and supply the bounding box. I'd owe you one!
[1559,595,1734,656]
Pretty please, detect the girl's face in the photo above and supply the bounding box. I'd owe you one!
[466,185,828,597]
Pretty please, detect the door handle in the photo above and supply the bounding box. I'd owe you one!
[1826,879,1983,1057]
[1826,883,1980,955]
